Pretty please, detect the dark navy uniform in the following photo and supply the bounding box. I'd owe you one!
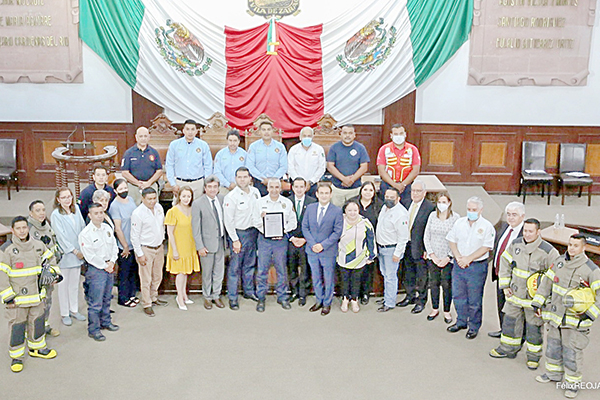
[121,144,162,182]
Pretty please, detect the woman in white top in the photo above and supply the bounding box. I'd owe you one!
[50,187,87,326]
[423,192,459,324]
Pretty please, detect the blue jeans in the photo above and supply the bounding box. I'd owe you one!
[256,234,289,302]
[85,265,114,335]
[452,259,488,332]
[307,252,336,307]
[227,228,257,301]
[378,246,401,308]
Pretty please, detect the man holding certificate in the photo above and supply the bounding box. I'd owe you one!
[253,179,297,312]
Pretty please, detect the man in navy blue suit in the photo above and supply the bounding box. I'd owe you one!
[302,182,343,316]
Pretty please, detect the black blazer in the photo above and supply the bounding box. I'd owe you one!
[408,199,436,259]
[287,194,317,238]
[490,221,524,281]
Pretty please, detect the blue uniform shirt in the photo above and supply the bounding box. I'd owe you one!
[246,139,288,180]
[326,141,370,189]
[214,147,247,188]
[165,137,213,186]
[78,183,116,221]
[121,144,162,181]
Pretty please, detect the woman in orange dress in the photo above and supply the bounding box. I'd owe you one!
[165,186,200,310]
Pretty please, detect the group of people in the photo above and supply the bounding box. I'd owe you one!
[0,120,598,400]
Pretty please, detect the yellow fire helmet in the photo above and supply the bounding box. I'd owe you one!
[526,271,543,299]
[563,287,596,315]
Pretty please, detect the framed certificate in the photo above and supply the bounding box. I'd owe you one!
[264,212,284,239]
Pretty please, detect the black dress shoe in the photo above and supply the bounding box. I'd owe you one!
[100,323,120,332]
[289,294,298,303]
[309,303,323,312]
[229,300,239,311]
[243,294,259,302]
[360,295,369,305]
[466,330,478,339]
[396,297,415,307]
[321,306,331,316]
[88,332,106,342]
[487,330,502,338]
[377,305,393,313]
[375,298,385,305]
[427,312,439,321]
[411,304,424,314]
[298,297,306,307]
[256,300,265,312]
[447,324,467,333]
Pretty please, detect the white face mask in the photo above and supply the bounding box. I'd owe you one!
[437,203,449,213]
[392,134,406,145]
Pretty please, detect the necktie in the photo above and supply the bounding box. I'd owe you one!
[296,200,302,221]
[317,206,325,225]
[495,228,513,275]
[211,199,222,237]
[408,203,418,231]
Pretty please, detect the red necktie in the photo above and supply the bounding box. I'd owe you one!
[495,228,513,275]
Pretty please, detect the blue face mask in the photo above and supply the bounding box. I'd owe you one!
[301,137,312,147]
[467,211,479,221]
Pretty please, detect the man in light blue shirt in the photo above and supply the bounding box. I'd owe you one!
[165,119,213,200]
[246,121,287,196]
[213,129,247,195]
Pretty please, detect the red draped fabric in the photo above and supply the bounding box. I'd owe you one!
[224,22,324,138]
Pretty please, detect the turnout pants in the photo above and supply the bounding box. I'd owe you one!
[6,303,46,360]
[44,285,54,329]
[498,302,543,361]
[545,325,590,384]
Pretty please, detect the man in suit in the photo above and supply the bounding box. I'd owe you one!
[286,177,317,306]
[302,182,343,316]
[192,175,226,310]
[396,180,435,314]
[488,201,525,338]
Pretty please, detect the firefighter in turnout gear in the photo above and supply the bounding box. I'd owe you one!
[490,218,560,370]
[532,234,600,399]
[0,216,60,373]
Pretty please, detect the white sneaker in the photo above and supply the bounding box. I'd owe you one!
[341,298,349,313]
[351,300,360,313]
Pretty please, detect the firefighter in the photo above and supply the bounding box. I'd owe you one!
[532,233,600,399]
[0,216,59,373]
[490,218,560,369]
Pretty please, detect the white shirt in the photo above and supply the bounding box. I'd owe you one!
[223,185,261,241]
[254,195,297,235]
[495,221,523,265]
[376,203,410,258]
[130,203,165,257]
[79,222,118,270]
[446,216,495,262]
[287,142,326,184]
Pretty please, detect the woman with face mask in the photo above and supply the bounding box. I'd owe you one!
[423,192,459,324]
[109,178,140,307]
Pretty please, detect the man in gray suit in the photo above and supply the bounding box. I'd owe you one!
[192,175,226,309]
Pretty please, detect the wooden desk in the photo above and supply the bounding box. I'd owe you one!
[541,226,600,256]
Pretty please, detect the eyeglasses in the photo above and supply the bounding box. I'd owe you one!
[59,195,72,200]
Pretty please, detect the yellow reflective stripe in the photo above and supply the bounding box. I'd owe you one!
[546,362,564,372]
[565,374,582,383]
[507,295,532,308]
[526,342,542,353]
[9,346,25,359]
[13,294,43,305]
[7,266,42,277]
[0,262,10,273]
[52,265,61,275]
[588,304,600,319]
[532,294,545,306]
[498,277,511,287]
[0,287,16,301]
[545,269,556,279]
[500,334,521,346]
[27,337,46,350]
[552,284,568,296]
[512,268,530,279]
[501,251,513,263]
[563,315,593,328]
[41,249,53,260]
[591,280,600,291]
[542,311,562,325]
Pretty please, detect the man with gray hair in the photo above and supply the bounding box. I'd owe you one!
[287,127,326,197]
[488,201,525,338]
[446,196,495,339]
[396,180,435,314]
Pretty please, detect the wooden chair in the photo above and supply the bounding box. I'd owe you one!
[200,112,233,159]
[147,113,181,202]
[518,141,553,205]
[243,114,283,149]
[557,143,593,206]
[0,138,19,200]
[313,114,341,156]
